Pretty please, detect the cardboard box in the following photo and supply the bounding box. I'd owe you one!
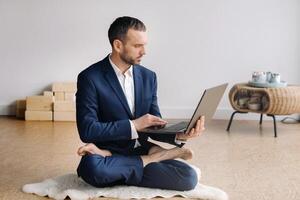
[25,111,53,121]
[26,96,53,111]
[54,101,75,112]
[16,99,26,118]
[16,99,26,110]
[53,111,76,121]
[54,92,64,101]
[65,92,75,102]
[43,91,53,96]
[52,82,76,92]
[16,109,26,119]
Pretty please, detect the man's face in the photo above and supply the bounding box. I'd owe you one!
[119,29,147,65]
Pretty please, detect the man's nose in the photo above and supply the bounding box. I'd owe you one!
[141,46,146,55]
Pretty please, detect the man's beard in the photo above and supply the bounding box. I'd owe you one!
[120,52,141,66]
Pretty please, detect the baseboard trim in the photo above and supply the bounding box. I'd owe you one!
[0,105,16,116]
[160,107,299,121]
[0,104,298,120]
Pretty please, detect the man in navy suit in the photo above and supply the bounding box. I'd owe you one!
[76,16,205,191]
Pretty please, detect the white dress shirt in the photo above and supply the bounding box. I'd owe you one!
[109,56,141,148]
[109,56,183,147]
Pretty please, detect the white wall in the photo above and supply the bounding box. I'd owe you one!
[1,0,299,119]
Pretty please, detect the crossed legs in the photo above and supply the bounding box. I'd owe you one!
[77,143,193,167]
[77,143,197,190]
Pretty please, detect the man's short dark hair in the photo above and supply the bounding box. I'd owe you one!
[108,16,146,46]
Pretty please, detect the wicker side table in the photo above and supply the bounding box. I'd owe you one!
[227,83,300,137]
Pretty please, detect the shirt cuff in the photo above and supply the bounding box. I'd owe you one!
[174,134,186,145]
[174,138,185,145]
[130,120,139,140]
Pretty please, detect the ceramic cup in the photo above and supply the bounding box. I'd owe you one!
[252,71,267,83]
[266,71,272,82]
[270,73,280,83]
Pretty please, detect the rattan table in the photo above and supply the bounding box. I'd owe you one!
[227,83,300,137]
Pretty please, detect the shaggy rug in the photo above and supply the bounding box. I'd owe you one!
[22,167,228,200]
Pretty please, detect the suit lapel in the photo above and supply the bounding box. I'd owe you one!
[133,66,143,118]
[103,57,133,118]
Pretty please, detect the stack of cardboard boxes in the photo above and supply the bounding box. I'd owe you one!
[25,96,53,121]
[52,82,76,121]
[16,82,77,122]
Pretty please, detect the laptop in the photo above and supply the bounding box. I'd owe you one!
[141,83,228,134]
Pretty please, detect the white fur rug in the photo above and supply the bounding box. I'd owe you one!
[23,168,228,200]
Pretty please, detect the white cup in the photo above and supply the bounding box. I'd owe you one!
[270,73,280,83]
[252,71,267,83]
[266,71,272,82]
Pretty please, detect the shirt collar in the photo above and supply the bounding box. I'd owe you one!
[109,54,133,77]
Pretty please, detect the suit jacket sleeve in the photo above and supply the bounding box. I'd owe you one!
[76,72,132,143]
[147,73,185,147]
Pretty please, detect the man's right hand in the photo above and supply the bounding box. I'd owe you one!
[132,114,167,131]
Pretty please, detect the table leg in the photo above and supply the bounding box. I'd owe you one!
[226,111,248,131]
[267,114,277,137]
[259,114,263,125]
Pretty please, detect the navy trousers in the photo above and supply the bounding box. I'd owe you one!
[77,145,198,191]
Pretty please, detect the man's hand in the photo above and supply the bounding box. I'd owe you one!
[77,143,112,157]
[176,116,205,141]
[133,114,167,131]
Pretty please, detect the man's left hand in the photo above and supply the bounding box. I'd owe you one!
[176,116,205,141]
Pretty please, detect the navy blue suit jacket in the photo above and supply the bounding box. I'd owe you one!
[76,56,180,155]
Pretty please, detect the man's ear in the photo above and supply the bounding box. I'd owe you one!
[113,39,123,53]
